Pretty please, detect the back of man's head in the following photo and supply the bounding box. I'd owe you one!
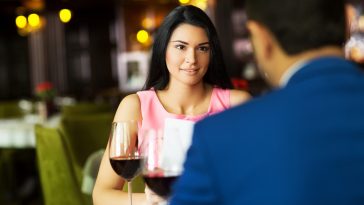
[245,0,346,55]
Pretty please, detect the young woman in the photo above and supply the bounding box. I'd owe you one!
[93,5,250,205]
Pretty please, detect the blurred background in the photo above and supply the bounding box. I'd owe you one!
[0,0,269,106]
[0,0,364,204]
[0,0,364,103]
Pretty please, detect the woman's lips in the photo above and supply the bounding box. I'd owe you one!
[180,68,199,75]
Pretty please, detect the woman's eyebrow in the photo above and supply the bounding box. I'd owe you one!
[198,42,210,46]
[170,40,210,46]
[170,40,188,44]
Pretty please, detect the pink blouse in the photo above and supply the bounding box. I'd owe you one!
[136,87,231,131]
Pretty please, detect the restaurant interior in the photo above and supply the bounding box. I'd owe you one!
[0,0,363,204]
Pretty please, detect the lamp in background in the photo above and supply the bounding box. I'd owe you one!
[179,0,208,10]
[15,13,45,36]
[141,17,155,30]
[15,6,72,36]
[179,0,190,4]
[14,0,45,35]
[136,29,150,45]
[28,13,40,27]
[15,15,27,29]
[59,8,72,23]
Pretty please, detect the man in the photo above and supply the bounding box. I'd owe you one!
[169,0,364,204]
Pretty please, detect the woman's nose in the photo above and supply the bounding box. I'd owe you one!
[185,49,196,64]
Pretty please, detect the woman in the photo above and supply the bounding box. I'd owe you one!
[93,5,250,204]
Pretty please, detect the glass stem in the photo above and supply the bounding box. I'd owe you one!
[128,181,133,205]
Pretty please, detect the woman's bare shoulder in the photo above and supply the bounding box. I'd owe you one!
[113,93,141,121]
[229,89,251,107]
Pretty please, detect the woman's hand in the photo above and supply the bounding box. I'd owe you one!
[145,186,166,205]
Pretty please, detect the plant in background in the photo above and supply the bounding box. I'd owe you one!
[35,81,56,101]
[231,78,249,91]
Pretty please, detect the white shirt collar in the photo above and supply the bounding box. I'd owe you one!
[279,60,309,87]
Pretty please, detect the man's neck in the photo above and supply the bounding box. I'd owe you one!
[273,46,344,87]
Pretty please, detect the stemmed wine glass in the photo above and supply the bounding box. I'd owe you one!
[109,121,142,205]
[140,129,183,203]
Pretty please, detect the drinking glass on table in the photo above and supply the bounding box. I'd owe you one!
[140,128,183,203]
[109,121,142,205]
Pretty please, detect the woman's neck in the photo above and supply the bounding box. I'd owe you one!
[158,82,213,116]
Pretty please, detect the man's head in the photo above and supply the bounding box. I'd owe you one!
[245,0,346,86]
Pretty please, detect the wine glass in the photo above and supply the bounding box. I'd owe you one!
[140,129,182,202]
[109,121,142,205]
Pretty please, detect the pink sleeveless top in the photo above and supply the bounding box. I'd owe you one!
[136,87,230,130]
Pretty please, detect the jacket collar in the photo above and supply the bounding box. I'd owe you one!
[285,56,356,87]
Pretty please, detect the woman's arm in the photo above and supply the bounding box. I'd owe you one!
[92,94,147,205]
[230,89,251,107]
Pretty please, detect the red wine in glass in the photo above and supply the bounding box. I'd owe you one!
[109,121,141,205]
[140,129,183,201]
[110,157,143,181]
[143,172,179,198]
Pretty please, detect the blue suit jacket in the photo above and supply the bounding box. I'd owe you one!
[170,57,364,205]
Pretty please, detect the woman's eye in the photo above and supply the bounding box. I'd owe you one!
[175,45,186,50]
[198,46,210,52]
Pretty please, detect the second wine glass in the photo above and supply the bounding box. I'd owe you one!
[140,129,182,202]
[109,121,142,205]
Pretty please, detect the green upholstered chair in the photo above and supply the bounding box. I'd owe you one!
[0,101,27,202]
[81,150,145,195]
[59,112,145,193]
[0,149,15,203]
[59,113,114,186]
[35,125,92,205]
[0,101,23,119]
[60,102,113,117]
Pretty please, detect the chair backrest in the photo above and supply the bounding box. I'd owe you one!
[35,125,91,205]
[60,102,112,117]
[59,113,146,194]
[59,112,113,185]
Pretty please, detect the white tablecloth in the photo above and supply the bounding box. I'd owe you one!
[0,115,60,148]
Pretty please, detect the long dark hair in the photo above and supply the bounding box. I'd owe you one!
[143,5,233,90]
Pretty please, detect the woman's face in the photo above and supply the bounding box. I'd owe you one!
[165,23,211,86]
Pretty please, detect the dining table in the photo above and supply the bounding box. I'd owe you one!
[0,114,60,148]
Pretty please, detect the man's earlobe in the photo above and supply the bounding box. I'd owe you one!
[247,21,274,58]
[246,21,259,36]
[345,4,356,39]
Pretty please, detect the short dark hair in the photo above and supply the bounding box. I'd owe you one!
[245,0,346,55]
[144,5,233,90]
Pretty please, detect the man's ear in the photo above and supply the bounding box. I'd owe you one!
[345,4,356,39]
[246,20,274,59]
